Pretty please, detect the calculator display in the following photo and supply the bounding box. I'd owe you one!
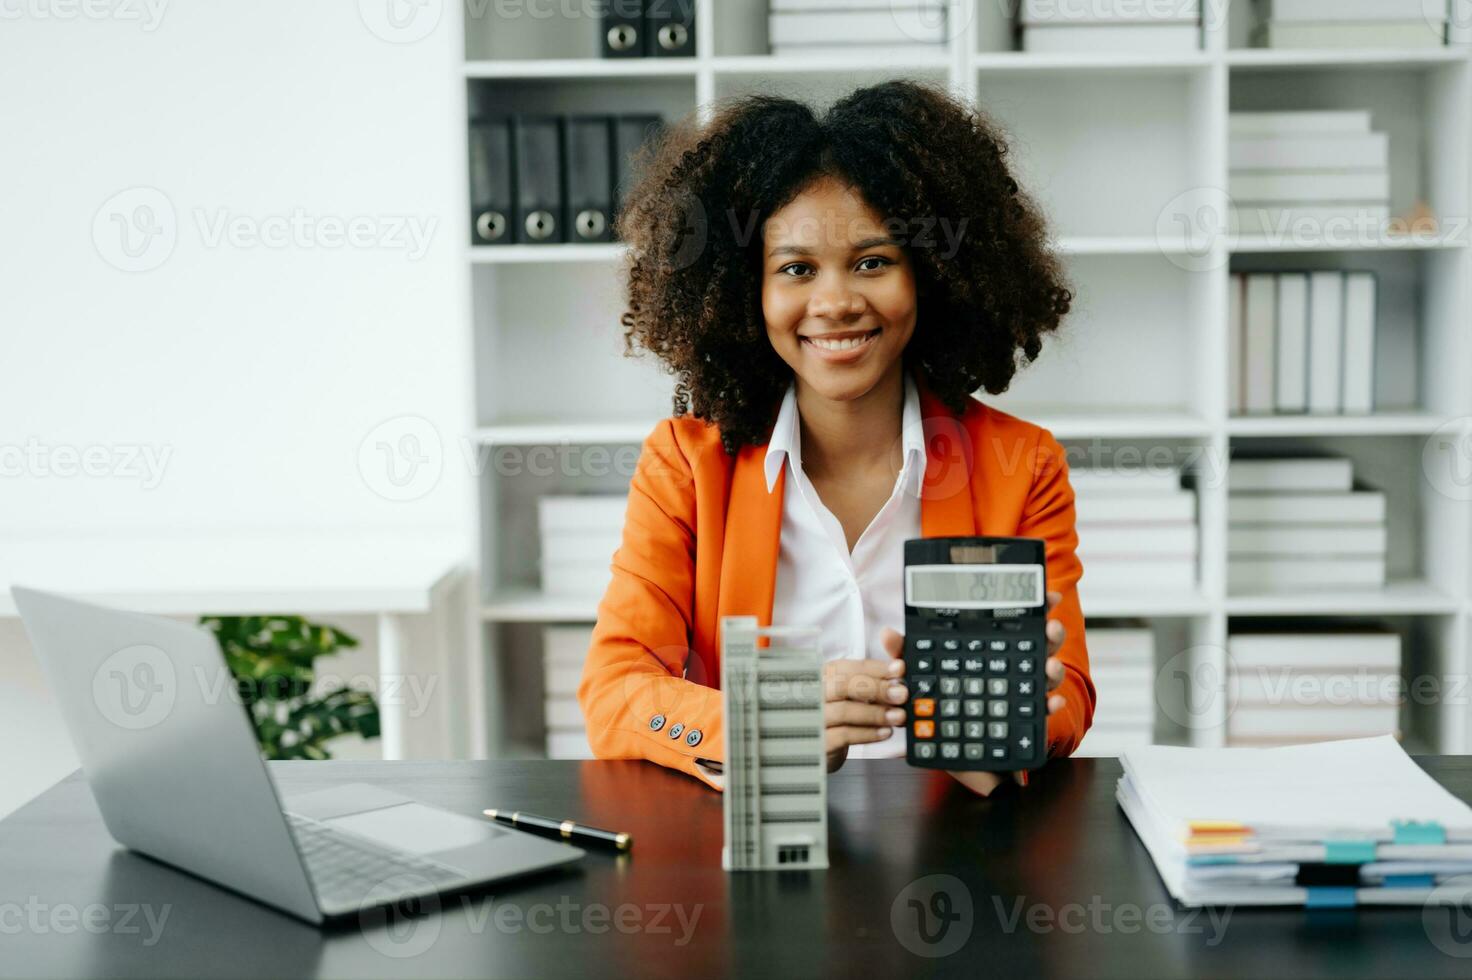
[905,565,1044,609]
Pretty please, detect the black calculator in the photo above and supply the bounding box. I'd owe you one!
[902,536,1048,772]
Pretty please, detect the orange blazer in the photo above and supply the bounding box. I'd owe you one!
[579,374,1096,790]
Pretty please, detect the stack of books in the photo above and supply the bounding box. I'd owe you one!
[1250,0,1447,49]
[768,0,948,58]
[537,494,627,597]
[1017,0,1200,52]
[1118,736,1472,908]
[1228,457,1388,591]
[1227,623,1402,747]
[1229,110,1390,239]
[1071,466,1198,592]
[1075,625,1156,757]
[1229,270,1379,415]
[544,624,594,759]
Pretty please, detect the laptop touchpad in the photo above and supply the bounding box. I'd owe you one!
[326,802,504,856]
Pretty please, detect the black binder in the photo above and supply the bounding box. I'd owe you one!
[563,116,615,244]
[646,0,694,58]
[468,117,515,246]
[611,114,664,234]
[512,115,565,244]
[601,0,644,58]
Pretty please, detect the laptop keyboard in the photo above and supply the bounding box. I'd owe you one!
[285,811,469,912]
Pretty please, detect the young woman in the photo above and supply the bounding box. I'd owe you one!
[578,79,1095,797]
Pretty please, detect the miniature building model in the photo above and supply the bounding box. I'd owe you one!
[721,616,828,871]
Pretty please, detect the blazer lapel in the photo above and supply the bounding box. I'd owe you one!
[917,380,978,539]
[718,442,784,626]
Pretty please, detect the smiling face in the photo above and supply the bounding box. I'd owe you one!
[761,175,917,404]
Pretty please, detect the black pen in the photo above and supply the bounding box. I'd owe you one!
[483,809,633,852]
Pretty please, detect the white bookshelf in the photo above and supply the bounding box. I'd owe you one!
[458,0,1472,759]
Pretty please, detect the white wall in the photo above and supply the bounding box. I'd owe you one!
[0,1,470,816]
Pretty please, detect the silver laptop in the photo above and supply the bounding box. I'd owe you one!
[12,586,583,925]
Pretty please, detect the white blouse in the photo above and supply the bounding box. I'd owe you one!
[763,370,926,759]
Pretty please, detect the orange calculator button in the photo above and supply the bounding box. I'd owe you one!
[913,698,936,718]
[914,720,935,739]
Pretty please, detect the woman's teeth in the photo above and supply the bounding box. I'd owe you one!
[806,331,876,350]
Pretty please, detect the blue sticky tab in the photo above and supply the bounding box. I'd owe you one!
[1305,887,1357,909]
[1381,875,1435,889]
[1392,820,1447,845]
[1186,856,1239,866]
[1323,840,1377,864]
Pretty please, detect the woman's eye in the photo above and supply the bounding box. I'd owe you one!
[779,263,812,278]
[857,256,891,272]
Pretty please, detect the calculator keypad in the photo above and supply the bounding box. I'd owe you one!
[905,632,1046,771]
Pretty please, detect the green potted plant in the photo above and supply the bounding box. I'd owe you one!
[199,615,380,760]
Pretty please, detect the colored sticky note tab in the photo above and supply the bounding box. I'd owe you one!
[1323,840,1377,864]
[1392,820,1446,845]
[1305,886,1357,909]
[1381,875,1435,889]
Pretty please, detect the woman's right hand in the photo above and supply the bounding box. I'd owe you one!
[821,657,908,772]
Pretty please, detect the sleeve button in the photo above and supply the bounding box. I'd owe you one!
[668,722,684,739]
[685,729,702,747]
[649,714,666,731]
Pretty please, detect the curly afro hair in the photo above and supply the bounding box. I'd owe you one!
[614,78,1072,456]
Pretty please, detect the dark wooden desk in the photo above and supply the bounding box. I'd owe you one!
[3,756,1472,979]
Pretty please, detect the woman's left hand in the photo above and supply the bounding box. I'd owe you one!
[879,590,1068,798]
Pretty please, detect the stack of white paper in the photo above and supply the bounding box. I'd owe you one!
[538,494,627,596]
[544,624,595,759]
[1118,736,1472,907]
[1250,0,1447,50]
[1017,0,1201,53]
[1071,467,1197,594]
[1227,623,1401,746]
[1229,111,1390,239]
[1076,626,1156,756]
[1229,270,1379,415]
[1228,457,1387,592]
[768,0,948,58]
